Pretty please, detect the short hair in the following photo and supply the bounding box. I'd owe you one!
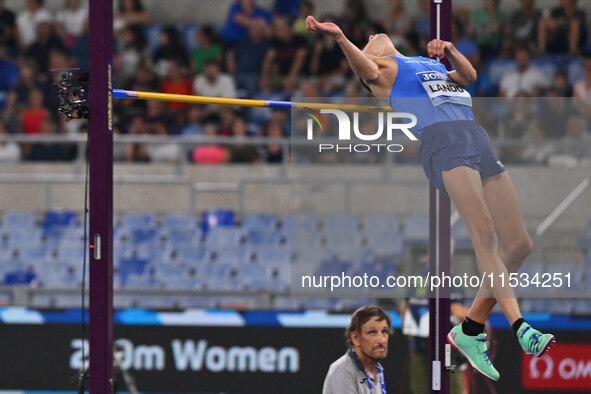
[345,305,391,347]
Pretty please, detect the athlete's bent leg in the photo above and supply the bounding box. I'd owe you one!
[468,172,533,323]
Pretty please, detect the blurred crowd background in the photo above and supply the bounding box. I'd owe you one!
[0,0,591,165]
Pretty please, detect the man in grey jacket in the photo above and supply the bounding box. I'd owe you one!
[323,305,392,394]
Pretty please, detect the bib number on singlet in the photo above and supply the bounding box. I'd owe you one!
[416,71,472,107]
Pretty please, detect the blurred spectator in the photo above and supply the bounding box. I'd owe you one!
[262,14,308,91]
[145,121,180,163]
[0,47,19,95]
[381,0,413,47]
[573,54,591,101]
[0,120,20,162]
[144,99,172,130]
[192,123,228,164]
[451,17,489,96]
[116,24,148,84]
[114,0,152,33]
[532,89,575,139]
[273,0,300,18]
[160,59,193,111]
[180,105,209,136]
[221,0,272,45]
[190,26,222,76]
[339,0,371,43]
[227,23,269,94]
[218,106,238,136]
[153,25,190,78]
[249,76,285,125]
[21,88,48,135]
[262,120,285,163]
[16,0,52,50]
[469,0,506,59]
[499,94,535,163]
[194,59,237,99]
[228,115,259,163]
[11,58,40,106]
[506,0,541,55]
[414,0,430,45]
[309,16,348,95]
[539,0,586,55]
[552,68,572,97]
[24,19,64,74]
[499,46,547,97]
[27,118,67,161]
[70,20,89,72]
[1,91,20,133]
[55,0,88,48]
[0,0,17,57]
[125,116,149,162]
[501,94,536,139]
[292,1,314,42]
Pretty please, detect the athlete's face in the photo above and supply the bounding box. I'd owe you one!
[363,34,395,57]
[351,316,390,361]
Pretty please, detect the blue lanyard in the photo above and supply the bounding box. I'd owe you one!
[351,349,387,394]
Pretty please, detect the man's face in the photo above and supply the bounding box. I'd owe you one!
[352,316,390,361]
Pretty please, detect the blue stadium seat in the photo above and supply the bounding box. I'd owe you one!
[1,211,37,229]
[284,213,319,232]
[4,269,37,285]
[363,214,401,235]
[131,228,159,244]
[201,209,235,233]
[121,213,157,230]
[359,261,396,281]
[204,226,243,249]
[323,214,359,233]
[43,211,77,232]
[162,214,198,230]
[404,215,429,247]
[317,260,353,276]
[118,257,150,285]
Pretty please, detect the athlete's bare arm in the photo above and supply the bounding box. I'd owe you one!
[427,39,477,87]
[306,16,396,96]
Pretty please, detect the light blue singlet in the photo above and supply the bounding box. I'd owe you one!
[388,56,474,137]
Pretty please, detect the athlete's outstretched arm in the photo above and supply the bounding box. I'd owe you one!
[306,16,379,84]
[427,39,477,87]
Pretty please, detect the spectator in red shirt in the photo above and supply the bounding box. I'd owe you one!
[160,59,193,111]
[21,88,48,135]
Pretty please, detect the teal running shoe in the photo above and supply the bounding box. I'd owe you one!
[516,322,556,357]
[447,324,500,381]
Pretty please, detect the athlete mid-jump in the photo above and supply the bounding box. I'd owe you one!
[306,15,555,381]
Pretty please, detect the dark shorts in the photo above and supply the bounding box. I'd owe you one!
[419,120,505,196]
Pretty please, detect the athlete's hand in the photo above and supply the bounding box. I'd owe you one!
[306,15,343,39]
[427,39,455,59]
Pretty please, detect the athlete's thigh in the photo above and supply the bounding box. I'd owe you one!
[481,171,530,250]
[442,166,495,238]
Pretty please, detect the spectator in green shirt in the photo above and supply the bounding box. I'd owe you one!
[190,26,222,76]
[469,0,507,59]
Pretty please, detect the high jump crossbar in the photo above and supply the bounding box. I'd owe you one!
[113,89,394,112]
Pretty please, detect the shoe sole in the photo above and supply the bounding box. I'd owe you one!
[447,333,499,381]
[534,335,556,357]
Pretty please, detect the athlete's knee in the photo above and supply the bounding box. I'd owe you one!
[469,219,499,252]
[505,236,534,270]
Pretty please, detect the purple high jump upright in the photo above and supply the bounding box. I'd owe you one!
[429,0,452,393]
[89,0,114,392]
